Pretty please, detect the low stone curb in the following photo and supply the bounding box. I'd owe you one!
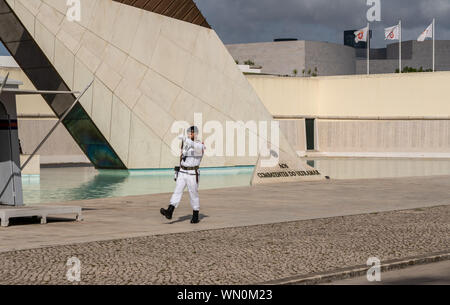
[262,251,450,285]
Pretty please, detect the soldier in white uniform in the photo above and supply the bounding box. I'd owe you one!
[160,126,205,223]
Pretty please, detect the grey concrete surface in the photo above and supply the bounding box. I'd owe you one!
[226,40,356,76]
[227,41,306,76]
[326,260,450,285]
[0,175,449,253]
[0,205,448,284]
[227,40,450,77]
[305,41,356,76]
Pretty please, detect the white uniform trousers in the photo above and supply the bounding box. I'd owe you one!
[170,171,200,211]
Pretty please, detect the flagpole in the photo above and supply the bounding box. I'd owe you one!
[399,20,402,73]
[433,18,435,72]
[367,23,370,75]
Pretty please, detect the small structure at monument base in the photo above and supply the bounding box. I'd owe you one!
[0,74,86,227]
[0,205,82,227]
[0,77,23,206]
[251,151,324,185]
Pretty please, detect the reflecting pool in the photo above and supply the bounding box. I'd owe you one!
[22,158,450,204]
[22,166,254,205]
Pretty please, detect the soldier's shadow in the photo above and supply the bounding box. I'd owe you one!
[168,214,208,224]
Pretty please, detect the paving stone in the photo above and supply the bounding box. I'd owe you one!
[0,205,448,285]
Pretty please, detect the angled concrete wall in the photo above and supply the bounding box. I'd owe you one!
[0,0,127,169]
[111,0,210,28]
[7,0,296,169]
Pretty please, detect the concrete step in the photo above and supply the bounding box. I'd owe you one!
[0,206,82,227]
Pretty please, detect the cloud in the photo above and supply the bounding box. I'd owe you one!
[194,0,450,47]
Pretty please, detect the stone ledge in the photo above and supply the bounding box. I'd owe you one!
[0,205,82,227]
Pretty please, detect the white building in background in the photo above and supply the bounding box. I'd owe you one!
[227,39,450,77]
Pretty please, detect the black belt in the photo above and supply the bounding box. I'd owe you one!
[181,166,199,171]
[180,166,200,183]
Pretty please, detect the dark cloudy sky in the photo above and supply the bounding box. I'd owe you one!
[194,0,450,47]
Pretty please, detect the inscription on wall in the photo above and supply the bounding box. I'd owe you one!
[257,163,321,179]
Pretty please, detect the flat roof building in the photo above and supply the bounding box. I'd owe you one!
[227,40,356,77]
[226,39,450,76]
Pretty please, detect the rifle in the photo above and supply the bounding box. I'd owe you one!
[174,129,184,181]
[180,132,184,164]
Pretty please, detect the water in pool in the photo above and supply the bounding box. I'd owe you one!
[306,158,450,180]
[22,166,254,205]
[21,158,450,204]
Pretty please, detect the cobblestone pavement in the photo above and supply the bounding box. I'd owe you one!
[0,205,449,285]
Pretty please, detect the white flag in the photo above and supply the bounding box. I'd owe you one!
[385,25,400,40]
[418,23,433,41]
[354,26,369,43]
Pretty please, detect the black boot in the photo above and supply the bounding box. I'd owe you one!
[191,210,199,224]
[160,205,175,220]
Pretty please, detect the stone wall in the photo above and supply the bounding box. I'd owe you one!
[226,41,306,76]
[273,118,450,157]
[304,41,355,76]
[357,41,450,74]
[249,74,450,156]
[278,119,307,153]
[228,39,450,77]
[317,119,450,154]
[226,40,356,77]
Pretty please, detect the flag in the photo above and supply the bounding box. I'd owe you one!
[418,23,433,41]
[354,26,369,43]
[385,24,400,40]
